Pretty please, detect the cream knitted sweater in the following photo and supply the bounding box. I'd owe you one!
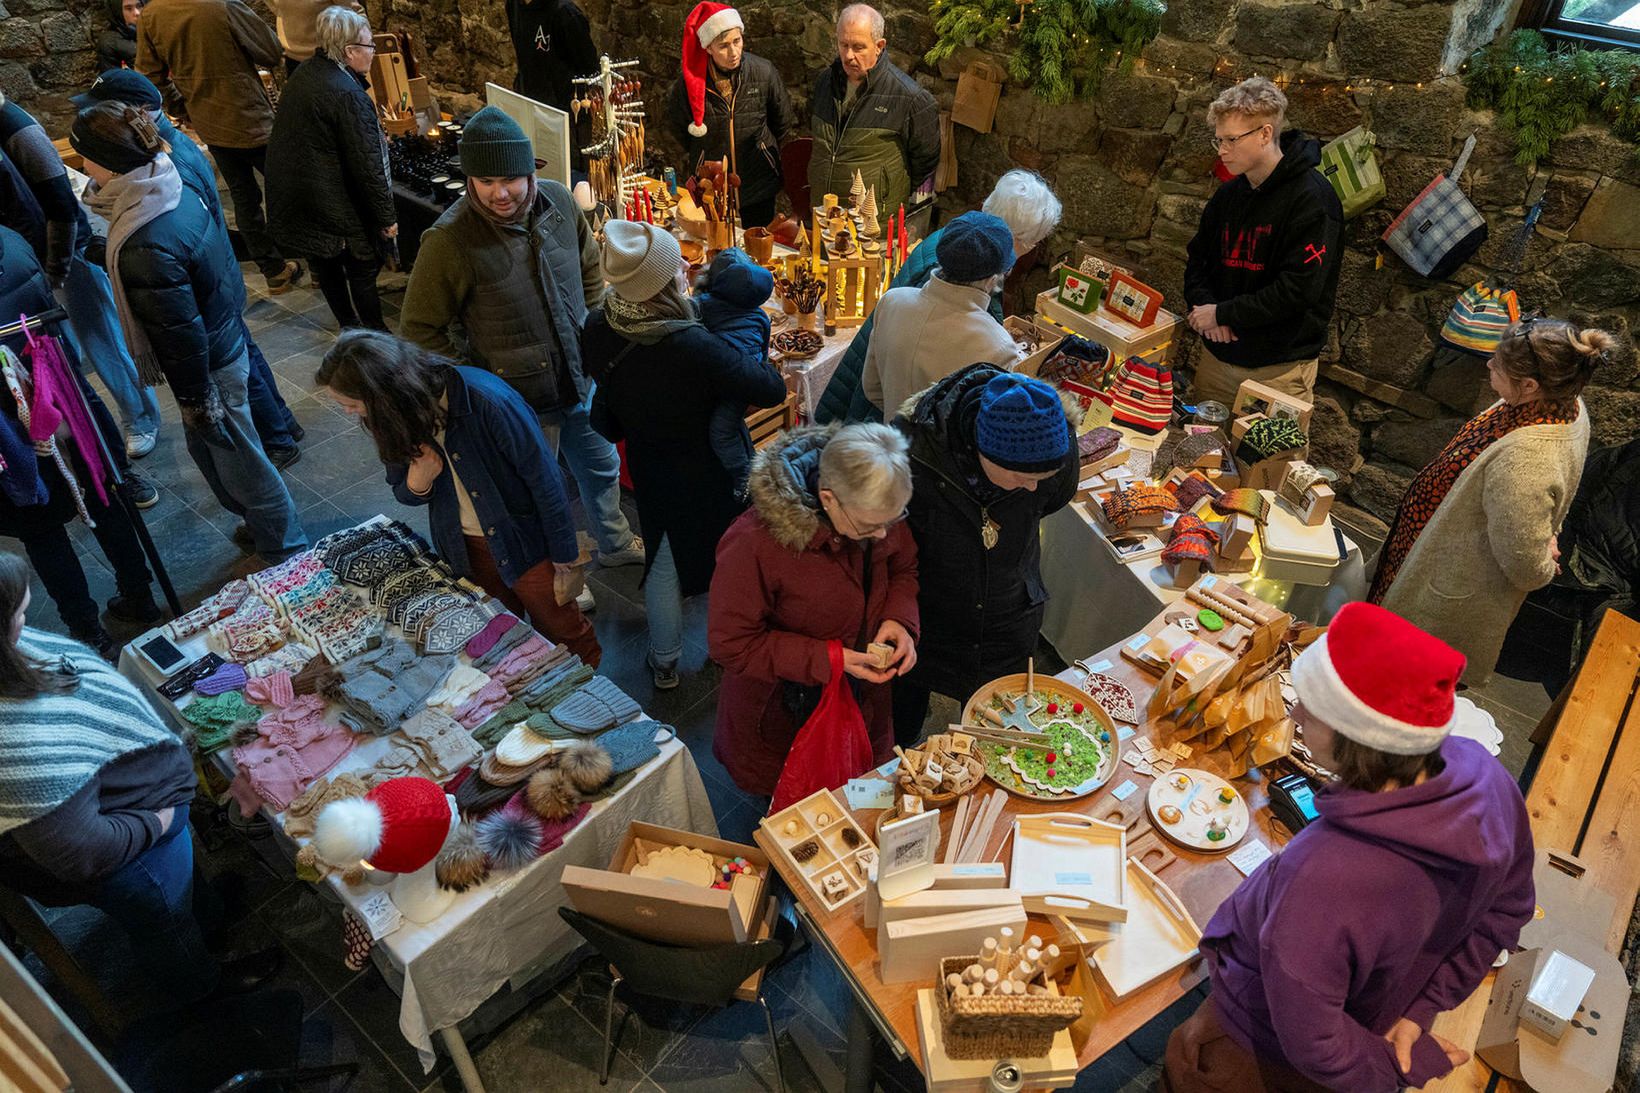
[1382,400,1589,684]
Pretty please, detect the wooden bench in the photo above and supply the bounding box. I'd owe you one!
[1425,608,1640,1091]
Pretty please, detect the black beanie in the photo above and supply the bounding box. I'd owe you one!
[69,103,159,175]
[459,107,536,178]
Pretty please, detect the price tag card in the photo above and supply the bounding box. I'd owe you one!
[1083,659,1113,674]
[1111,779,1140,801]
[1118,725,1136,741]
[355,890,404,940]
[1228,840,1274,877]
[844,778,896,810]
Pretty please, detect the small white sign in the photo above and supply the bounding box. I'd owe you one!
[1111,779,1139,801]
[1228,840,1274,877]
[355,890,404,940]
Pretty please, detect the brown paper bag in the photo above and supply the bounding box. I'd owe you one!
[952,61,1006,134]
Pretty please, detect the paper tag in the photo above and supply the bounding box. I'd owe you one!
[355,890,403,940]
[1055,871,1094,886]
[952,864,996,876]
[1126,635,1148,652]
[844,778,895,810]
[1111,779,1139,801]
[1228,840,1274,877]
[1118,726,1136,741]
[1200,574,1219,589]
[875,757,902,777]
[1084,659,1113,673]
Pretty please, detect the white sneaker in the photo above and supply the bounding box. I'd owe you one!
[576,586,596,613]
[597,536,646,568]
[126,430,158,458]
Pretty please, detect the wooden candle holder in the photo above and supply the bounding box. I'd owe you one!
[825,256,883,328]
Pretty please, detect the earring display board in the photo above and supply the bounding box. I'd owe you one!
[484,83,571,190]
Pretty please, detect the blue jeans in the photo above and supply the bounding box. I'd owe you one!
[539,384,633,555]
[88,822,218,1003]
[183,351,308,558]
[57,253,161,436]
[645,534,684,669]
[242,322,298,449]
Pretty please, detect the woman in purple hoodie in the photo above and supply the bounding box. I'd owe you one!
[1162,601,1535,1092]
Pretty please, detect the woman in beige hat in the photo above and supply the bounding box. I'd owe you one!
[584,220,787,689]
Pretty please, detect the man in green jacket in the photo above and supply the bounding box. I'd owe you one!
[808,3,938,222]
[400,108,645,610]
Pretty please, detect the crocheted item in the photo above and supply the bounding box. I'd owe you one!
[1162,513,1220,568]
[466,614,523,659]
[1037,335,1110,386]
[1235,417,1307,463]
[244,670,295,709]
[1078,426,1122,463]
[548,676,642,735]
[1170,471,1222,511]
[1100,483,1180,529]
[194,662,249,696]
[342,910,374,972]
[1108,357,1174,435]
[282,772,371,840]
[1210,488,1272,523]
[421,604,489,655]
[181,691,263,753]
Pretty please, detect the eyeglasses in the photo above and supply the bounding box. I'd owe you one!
[346,41,377,53]
[831,502,909,538]
[1204,124,1269,152]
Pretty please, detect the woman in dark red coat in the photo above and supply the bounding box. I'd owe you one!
[710,423,920,796]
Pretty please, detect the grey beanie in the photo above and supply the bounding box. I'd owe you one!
[602,220,683,302]
[459,106,536,178]
[935,211,1016,284]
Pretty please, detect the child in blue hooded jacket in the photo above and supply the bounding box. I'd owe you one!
[697,247,774,496]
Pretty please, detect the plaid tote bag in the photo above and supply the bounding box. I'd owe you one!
[1383,134,1487,279]
[1317,126,1385,219]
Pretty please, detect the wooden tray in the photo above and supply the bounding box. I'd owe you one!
[961,674,1118,801]
[1088,860,1201,999]
[1146,768,1251,853]
[760,788,876,914]
[1010,812,1128,923]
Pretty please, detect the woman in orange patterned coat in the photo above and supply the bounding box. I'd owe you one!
[1370,318,1616,683]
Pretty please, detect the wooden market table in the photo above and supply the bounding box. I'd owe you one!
[1424,608,1640,1093]
[756,604,1295,1092]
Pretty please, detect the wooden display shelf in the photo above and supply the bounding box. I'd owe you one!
[1035,289,1179,363]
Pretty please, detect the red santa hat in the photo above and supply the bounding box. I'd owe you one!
[682,2,744,138]
[1290,602,1466,756]
[313,776,455,874]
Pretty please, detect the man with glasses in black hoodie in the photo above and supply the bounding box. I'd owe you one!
[1183,76,1343,407]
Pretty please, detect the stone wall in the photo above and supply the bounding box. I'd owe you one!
[16,0,1639,529]
[0,0,103,108]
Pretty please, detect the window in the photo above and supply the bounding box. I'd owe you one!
[1523,0,1640,48]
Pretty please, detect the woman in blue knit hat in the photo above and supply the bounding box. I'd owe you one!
[889,364,1079,743]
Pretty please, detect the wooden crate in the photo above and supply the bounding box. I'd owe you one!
[746,393,798,450]
[1036,289,1178,363]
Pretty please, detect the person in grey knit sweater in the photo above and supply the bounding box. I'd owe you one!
[0,554,278,1003]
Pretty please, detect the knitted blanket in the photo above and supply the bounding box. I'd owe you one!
[0,628,177,834]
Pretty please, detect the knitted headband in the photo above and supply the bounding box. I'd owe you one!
[1235,417,1307,463]
[1210,487,1271,523]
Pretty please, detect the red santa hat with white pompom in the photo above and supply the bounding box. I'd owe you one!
[681,2,744,138]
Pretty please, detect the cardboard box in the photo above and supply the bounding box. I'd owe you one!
[1521,950,1596,1042]
[1232,379,1313,430]
[1477,933,1624,1092]
[561,822,769,947]
[1003,315,1067,378]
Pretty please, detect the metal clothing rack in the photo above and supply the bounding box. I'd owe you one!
[2,307,181,615]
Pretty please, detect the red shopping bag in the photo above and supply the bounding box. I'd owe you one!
[769,641,875,814]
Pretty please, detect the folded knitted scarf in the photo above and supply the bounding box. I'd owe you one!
[1235,417,1307,463]
[1101,483,1180,529]
[1210,487,1271,523]
[1160,430,1229,476]
[1162,514,1220,568]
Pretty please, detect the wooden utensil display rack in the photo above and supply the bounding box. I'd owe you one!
[574,55,645,214]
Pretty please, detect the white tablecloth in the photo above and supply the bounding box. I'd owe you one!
[1038,498,1368,664]
[781,331,852,422]
[119,643,715,1072]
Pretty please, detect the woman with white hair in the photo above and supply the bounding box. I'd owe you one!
[816,168,1063,423]
[710,422,920,796]
[265,4,397,331]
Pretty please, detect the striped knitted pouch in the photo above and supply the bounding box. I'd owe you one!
[1210,488,1271,523]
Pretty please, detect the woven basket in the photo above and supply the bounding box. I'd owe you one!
[896,736,986,807]
[935,956,1083,1060]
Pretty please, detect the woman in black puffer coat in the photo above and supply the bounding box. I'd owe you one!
[266,5,396,331]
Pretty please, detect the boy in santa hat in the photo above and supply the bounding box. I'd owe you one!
[1161,602,1535,1092]
[665,2,796,228]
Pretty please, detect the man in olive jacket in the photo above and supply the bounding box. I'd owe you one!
[401,107,642,584]
[808,3,939,220]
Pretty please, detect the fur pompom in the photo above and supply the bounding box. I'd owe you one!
[230,721,261,748]
[313,797,383,868]
[525,768,580,821]
[558,740,613,795]
[688,121,707,138]
[435,822,491,892]
[476,807,543,872]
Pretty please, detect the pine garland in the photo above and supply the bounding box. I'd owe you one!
[1463,30,1640,167]
[927,0,1166,105]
